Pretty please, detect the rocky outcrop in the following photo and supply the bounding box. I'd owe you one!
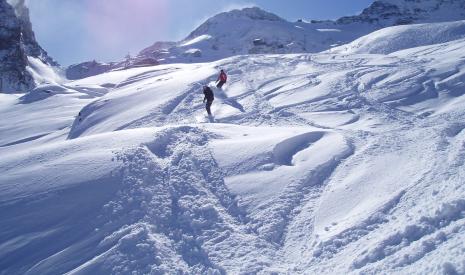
[337,0,465,26]
[138,41,176,57]
[0,0,57,92]
[0,0,33,92]
[7,0,57,65]
[66,61,116,80]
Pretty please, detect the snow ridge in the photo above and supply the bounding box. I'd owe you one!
[61,126,273,274]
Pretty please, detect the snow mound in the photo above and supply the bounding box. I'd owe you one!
[330,20,465,54]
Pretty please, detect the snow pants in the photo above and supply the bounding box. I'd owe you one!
[217,80,226,89]
[206,99,213,115]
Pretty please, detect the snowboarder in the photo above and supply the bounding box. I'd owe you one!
[216,69,227,89]
[203,85,214,116]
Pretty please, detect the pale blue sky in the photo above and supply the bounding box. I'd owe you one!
[27,0,374,66]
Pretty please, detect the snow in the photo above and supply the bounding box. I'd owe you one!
[68,2,465,80]
[134,7,379,66]
[330,20,465,54]
[2,15,465,275]
[180,35,212,47]
[26,57,63,85]
[316,28,341,32]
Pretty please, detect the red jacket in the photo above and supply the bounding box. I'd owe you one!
[218,71,227,82]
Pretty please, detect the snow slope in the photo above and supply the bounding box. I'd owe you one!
[1,23,465,274]
[330,20,465,54]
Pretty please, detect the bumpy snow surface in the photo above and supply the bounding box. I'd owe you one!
[330,20,465,54]
[1,24,465,274]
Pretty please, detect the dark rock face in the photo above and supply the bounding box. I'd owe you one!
[7,0,57,65]
[338,1,403,25]
[66,61,116,80]
[0,0,57,92]
[337,0,465,26]
[138,41,177,57]
[0,0,33,92]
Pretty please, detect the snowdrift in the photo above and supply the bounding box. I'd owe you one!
[329,20,465,54]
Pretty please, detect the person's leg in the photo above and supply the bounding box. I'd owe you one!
[217,81,225,89]
[206,100,212,115]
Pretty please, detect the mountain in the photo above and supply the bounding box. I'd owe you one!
[0,0,58,93]
[138,0,465,62]
[66,60,118,80]
[68,0,465,80]
[338,0,465,25]
[134,7,370,65]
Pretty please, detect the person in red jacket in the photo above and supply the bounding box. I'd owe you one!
[216,69,227,89]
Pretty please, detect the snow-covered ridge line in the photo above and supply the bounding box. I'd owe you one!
[329,20,465,54]
[67,0,465,80]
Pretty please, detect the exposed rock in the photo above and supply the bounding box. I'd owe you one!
[66,61,116,80]
[138,41,177,57]
[0,0,33,92]
[7,0,57,65]
[337,0,465,26]
[0,0,58,92]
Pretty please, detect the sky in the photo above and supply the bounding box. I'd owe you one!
[26,0,375,66]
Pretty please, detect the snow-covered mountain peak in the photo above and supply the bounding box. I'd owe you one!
[207,7,282,22]
[338,0,465,26]
[187,7,284,39]
[382,0,465,15]
[209,6,283,22]
[67,0,465,80]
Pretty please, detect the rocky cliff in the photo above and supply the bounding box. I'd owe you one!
[0,0,57,93]
[0,0,33,92]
